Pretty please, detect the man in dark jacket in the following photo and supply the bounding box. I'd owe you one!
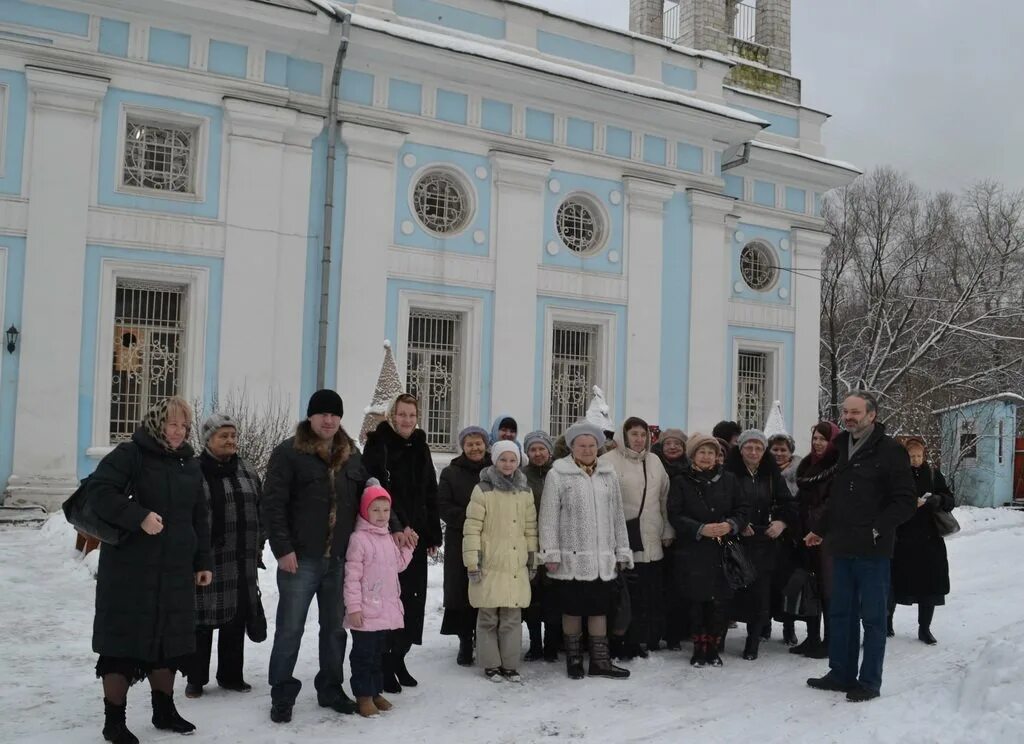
[263,389,367,723]
[805,391,916,702]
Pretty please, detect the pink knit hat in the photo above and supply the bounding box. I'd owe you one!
[359,480,392,521]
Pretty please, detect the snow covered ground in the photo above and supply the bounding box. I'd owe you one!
[2,507,1023,743]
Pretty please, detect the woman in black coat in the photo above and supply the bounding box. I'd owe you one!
[725,430,797,661]
[889,436,954,645]
[789,421,841,659]
[89,397,212,743]
[362,393,442,692]
[667,433,749,668]
[652,428,689,649]
[437,425,491,665]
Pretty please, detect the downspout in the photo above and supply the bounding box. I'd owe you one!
[317,9,351,389]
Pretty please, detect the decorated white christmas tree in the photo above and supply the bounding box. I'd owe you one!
[763,400,788,438]
[585,385,614,432]
[359,340,404,446]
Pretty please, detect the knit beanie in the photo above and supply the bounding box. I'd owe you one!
[660,428,687,447]
[458,425,490,449]
[737,429,768,449]
[307,388,343,418]
[564,420,606,449]
[768,433,796,452]
[491,440,522,466]
[523,430,554,456]
[359,479,392,521]
[201,413,237,448]
[686,433,721,461]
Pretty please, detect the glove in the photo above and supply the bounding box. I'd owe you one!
[468,569,482,584]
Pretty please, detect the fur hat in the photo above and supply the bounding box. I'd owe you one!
[307,389,343,418]
[564,420,606,449]
[458,425,490,450]
[201,413,237,448]
[686,433,721,461]
[359,479,391,521]
[523,430,554,456]
[737,429,768,449]
[491,440,522,466]
[660,428,687,447]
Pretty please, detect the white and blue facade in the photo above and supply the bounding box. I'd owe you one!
[0,0,858,509]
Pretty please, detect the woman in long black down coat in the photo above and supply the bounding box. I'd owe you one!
[668,433,749,668]
[90,397,212,743]
[362,393,443,692]
[437,426,491,665]
[889,436,954,645]
[725,430,797,661]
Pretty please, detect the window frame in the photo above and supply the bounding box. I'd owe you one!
[408,165,476,238]
[88,259,209,458]
[395,290,482,450]
[739,240,779,293]
[541,305,616,439]
[959,419,978,462]
[116,104,208,203]
[731,338,781,430]
[555,192,608,257]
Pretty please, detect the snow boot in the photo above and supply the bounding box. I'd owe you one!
[457,633,475,666]
[102,699,139,744]
[372,695,393,712]
[270,701,292,723]
[782,621,798,646]
[918,626,937,645]
[587,636,630,679]
[564,632,585,680]
[742,635,760,661]
[689,635,707,667]
[318,689,357,715]
[382,652,402,694]
[356,697,379,717]
[801,637,829,659]
[846,685,880,703]
[394,655,418,688]
[706,636,723,667]
[150,690,196,734]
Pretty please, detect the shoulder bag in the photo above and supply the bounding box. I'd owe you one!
[624,459,647,552]
[62,444,141,546]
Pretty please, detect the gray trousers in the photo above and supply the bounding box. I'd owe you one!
[476,607,523,670]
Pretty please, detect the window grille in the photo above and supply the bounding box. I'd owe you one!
[123,118,196,194]
[412,170,470,234]
[556,197,603,254]
[740,242,776,291]
[549,323,598,437]
[406,309,462,451]
[110,279,187,442]
[736,350,768,431]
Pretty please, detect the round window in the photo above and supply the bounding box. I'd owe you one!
[740,242,777,291]
[556,195,605,255]
[412,170,472,235]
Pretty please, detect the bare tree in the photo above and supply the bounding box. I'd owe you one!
[191,386,295,478]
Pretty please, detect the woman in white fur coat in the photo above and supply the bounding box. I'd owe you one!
[539,421,633,682]
[600,416,673,658]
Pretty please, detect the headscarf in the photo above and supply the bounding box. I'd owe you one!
[142,397,191,453]
[808,420,841,464]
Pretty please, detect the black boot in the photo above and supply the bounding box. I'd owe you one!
[742,635,760,661]
[150,690,196,734]
[689,635,706,667]
[394,654,418,687]
[382,652,402,694]
[543,628,560,662]
[102,699,139,744]
[760,623,771,641]
[564,632,585,680]
[918,626,937,645]
[525,621,543,661]
[782,620,798,646]
[706,636,723,667]
[587,636,630,679]
[886,614,895,638]
[457,633,475,666]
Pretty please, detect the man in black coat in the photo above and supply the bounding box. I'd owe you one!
[263,389,367,723]
[805,391,916,702]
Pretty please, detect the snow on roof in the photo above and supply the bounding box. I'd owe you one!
[750,140,862,175]
[345,13,767,127]
[931,393,1024,415]
[723,85,831,119]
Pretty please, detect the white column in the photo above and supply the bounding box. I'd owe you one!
[8,68,108,509]
[623,177,674,423]
[685,189,736,433]
[220,99,322,413]
[335,123,405,418]
[791,228,830,453]
[489,151,551,431]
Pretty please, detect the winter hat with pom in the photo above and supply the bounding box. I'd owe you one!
[359,478,392,521]
[491,439,522,466]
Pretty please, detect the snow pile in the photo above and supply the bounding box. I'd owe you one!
[949,506,1024,538]
[955,636,1024,740]
[38,512,100,578]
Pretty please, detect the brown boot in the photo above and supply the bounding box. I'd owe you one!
[356,697,379,718]
[372,695,393,712]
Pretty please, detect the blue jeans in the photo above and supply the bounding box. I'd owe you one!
[268,557,347,704]
[349,630,388,698]
[828,555,890,693]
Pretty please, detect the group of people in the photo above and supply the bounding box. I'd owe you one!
[84,387,956,743]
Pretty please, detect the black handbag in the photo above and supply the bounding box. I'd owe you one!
[624,460,648,552]
[246,585,268,643]
[62,445,140,546]
[933,509,960,537]
[721,537,758,590]
[782,567,822,618]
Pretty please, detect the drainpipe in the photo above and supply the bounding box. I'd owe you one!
[317,9,351,389]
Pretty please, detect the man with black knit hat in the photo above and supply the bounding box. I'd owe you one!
[263,389,368,724]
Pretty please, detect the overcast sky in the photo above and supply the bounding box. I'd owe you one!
[522,0,1023,193]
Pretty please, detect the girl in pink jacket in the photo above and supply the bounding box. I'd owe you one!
[344,482,414,717]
